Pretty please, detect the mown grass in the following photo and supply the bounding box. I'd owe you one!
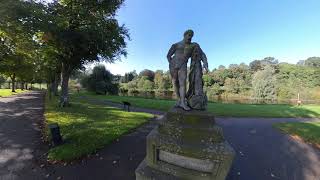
[44,95,153,161]
[0,89,28,97]
[76,91,320,118]
[274,122,320,146]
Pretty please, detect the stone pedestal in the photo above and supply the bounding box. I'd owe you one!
[136,108,235,180]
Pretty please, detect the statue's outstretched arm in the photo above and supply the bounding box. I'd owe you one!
[167,44,176,62]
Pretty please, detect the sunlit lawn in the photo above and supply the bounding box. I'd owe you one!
[274,122,320,146]
[76,91,320,118]
[0,89,28,97]
[45,95,153,161]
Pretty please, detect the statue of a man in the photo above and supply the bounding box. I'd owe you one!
[167,29,204,111]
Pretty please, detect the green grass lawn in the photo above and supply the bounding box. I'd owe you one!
[45,95,153,161]
[274,122,320,147]
[0,89,28,97]
[75,92,320,118]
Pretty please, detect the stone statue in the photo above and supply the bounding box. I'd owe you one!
[167,29,208,111]
[136,30,235,180]
[186,44,209,110]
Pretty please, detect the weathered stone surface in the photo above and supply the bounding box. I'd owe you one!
[136,159,179,180]
[136,108,235,180]
[158,150,214,173]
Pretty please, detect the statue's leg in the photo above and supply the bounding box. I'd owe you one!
[178,66,190,111]
[171,69,180,106]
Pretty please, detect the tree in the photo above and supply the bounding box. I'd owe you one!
[224,77,246,94]
[139,69,155,81]
[0,0,43,92]
[252,65,277,100]
[121,70,137,83]
[249,57,278,71]
[137,76,154,91]
[305,57,320,67]
[0,74,5,88]
[41,0,129,106]
[206,83,222,96]
[154,70,171,91]
[80,65,118,94]
[203,74,214,87]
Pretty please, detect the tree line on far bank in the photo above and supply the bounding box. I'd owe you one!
[79,57,320,102]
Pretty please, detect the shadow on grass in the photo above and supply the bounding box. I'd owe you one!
[274,122,320,145]
[45,99,153,161]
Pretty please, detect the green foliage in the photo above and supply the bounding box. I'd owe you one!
[276,63,320,99]
[137,76,154,91]
[119,56,319,102]
[80,65,118,95]
[252,65,277,100]
[154,70,171,91]
[249,57,278,71]
[139,69,155,81]
[203,74,214,87]
[127,79,139,93]
[120,70,137,83]
[305,57,320,67]
[45,95,153,161]
[206,83,222,96]
[224,77,245,94]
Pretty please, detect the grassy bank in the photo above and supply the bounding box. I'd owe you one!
[0,89,28,97]
[76,92,320,118]
[44,95,153,161]
[274,122,320,147]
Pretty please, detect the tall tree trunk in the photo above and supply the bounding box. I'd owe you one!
[21,82,24,90]
[53,71,61,96]
[25,83,28,90]
[60,63,71,107]
[11,73,16,92]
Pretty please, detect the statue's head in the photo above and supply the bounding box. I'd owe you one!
[183,29,194,44]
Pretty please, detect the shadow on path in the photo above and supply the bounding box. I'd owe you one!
[0,92,47,180]
[218,118,320,180]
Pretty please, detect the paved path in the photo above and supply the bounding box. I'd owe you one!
[218,117,320,180]
[0,91,47,180]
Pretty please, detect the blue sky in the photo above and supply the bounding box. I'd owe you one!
[98,0,320,75]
